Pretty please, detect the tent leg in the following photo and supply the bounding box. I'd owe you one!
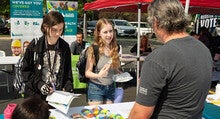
[83,11,87,39]
[136,3,141,94]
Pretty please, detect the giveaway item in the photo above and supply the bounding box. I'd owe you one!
[206,94,220,106]
[4,103,17,119]
[215,83,220,100]
[71,106,125,119]
[112,72,133,82]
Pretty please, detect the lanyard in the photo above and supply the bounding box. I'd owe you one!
[45,39,59,80]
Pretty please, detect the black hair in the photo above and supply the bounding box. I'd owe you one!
[12,97,50,119]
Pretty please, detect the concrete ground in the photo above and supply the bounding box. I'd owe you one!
[0,36,140,114]
[0,35,216,115]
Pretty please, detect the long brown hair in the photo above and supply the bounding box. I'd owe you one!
[140,35,149,50]
[88,18,120,69]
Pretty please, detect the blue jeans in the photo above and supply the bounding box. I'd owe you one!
[87,81,115,103]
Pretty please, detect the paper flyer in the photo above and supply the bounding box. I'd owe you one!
[46,91,81,114]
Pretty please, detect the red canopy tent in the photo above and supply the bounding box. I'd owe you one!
[84,0,220,14]
[83,0,220,88]
[84,0,150,12]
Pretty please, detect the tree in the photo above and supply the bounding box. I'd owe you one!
[77,0,95,19]
[99,12,148,22]
[0,0,10,18]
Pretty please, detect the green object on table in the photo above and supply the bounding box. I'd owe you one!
[71,55,87,89]
[203,102,220,119]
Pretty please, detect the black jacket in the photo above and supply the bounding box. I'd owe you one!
[21,36,73,99]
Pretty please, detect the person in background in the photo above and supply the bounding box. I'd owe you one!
[22,40,30,55]
[85,18,121,106]
[130,34,152,55]
[11,39,22,56]
[190,31,200,39]
[198,27,215,58]
[211,20,220,88]
[70,31,88,55]
[128,0,213,118]
[212,20,220,61]
[21,11,73,100]
[11,96,50,119]
[199,26,213,52]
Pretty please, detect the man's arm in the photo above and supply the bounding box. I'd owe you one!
[128,102,155,119]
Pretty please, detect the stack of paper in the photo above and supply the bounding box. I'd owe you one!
[206,94,220,106]
[112,72,133,82]
[46,91,81,114]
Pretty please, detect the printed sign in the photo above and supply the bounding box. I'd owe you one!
[46,1,78,45]
[46,1,78,36]
[195,14,220,34]
[10,0,43,44]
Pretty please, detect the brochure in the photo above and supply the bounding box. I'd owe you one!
[112,72,133,82]
[46,91,81,114]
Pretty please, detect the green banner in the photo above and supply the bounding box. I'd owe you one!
[10,0,43,44]
[46,1,78,36]
[62,10,78,35]
[10,0,43,18]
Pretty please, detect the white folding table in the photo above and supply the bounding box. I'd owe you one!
[0,56,20,92]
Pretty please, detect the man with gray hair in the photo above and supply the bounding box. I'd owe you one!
[129,0,213,118]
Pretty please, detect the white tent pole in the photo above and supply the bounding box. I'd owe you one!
[83,11,87,39]
[136,3,141,94]
[196,19,199,34]
[184,0,190,15]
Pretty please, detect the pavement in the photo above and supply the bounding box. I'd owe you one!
[0,37,137,114]
[0,36,216,115]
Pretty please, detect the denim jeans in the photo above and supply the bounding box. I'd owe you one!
[87,81,115,102]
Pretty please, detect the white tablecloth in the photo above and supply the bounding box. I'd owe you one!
[50,102,135,119]
[0,56,20,65]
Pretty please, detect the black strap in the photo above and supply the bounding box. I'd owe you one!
[92,44,99,65]
[117,43,120,53]
[92,44,120,65]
